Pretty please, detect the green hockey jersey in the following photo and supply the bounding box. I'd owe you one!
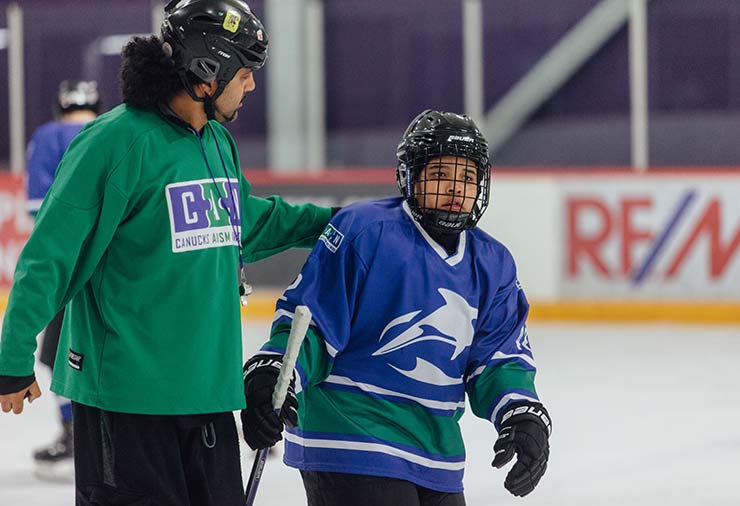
[0,104,331,414]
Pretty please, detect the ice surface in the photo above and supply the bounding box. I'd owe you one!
[1,321,739,505]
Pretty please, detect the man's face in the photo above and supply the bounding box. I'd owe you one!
[213,67,256,123]
[413,156,478,214]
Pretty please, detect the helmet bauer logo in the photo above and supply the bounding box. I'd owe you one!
[257,29,264,42]
[223,10,241,33]
[447,135,474,143]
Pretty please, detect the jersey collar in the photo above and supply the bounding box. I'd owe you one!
[402,201,466,266]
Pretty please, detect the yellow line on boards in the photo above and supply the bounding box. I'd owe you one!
[1,291,739,324]
[529,301,740,324]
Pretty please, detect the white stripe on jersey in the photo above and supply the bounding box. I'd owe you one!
[490,392,540,426]
[284,431,466,471]
[490,351,536,368]
[323,375,465,412]
[272,308,296,323]
[465,352,536,383]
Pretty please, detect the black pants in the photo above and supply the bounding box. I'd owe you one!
[300,470,466,506]
[73,403,244,506]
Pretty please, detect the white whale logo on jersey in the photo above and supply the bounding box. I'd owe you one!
[372,288,477,386]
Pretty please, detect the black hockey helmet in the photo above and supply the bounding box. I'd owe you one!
[55,80,101,116]
[161,0,268,116]
[396,109,491,235]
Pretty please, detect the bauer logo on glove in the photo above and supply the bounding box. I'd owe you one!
[492,401,552,497]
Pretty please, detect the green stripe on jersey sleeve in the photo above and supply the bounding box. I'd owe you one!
[466,362,538,421]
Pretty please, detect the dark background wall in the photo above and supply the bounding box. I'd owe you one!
[1,0,739,168]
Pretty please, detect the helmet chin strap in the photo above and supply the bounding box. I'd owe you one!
[177,73,225,122]
[203,80,228,122]
[203,93,217,121]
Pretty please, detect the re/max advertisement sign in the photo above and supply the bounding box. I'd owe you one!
[563,178,740,299]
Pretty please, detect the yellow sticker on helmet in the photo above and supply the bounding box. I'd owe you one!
[223,11,241,33]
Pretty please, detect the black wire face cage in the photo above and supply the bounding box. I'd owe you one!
[404,142,491,235]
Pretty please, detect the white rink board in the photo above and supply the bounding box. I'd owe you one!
[479,173,740,302]
[481,178,561,302]
[1,319,739,506]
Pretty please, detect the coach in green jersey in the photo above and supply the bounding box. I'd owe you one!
[0,1,331,504]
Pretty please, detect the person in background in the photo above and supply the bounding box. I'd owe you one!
[25,79,101,481]
[0,1,334,504]
[243,110,552,505]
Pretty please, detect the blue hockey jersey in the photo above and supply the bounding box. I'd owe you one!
[26,120,88,215]
[262,197,540,493]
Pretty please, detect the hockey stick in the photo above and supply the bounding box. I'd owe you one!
[244,305,312,506]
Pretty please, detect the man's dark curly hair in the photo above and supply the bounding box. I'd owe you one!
[120,36,191,109]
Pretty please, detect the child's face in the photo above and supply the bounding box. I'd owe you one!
[413,156,478,214]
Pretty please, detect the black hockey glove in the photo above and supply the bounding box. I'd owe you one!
[491,401,551,497]
[241,354,299,450]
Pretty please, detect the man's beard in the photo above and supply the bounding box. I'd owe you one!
[216,108,239,124]
[213,99,241,123]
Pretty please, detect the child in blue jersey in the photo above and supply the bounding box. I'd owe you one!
[242,110,552,505]
[26,80,100,215]
[26,79,100,480]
